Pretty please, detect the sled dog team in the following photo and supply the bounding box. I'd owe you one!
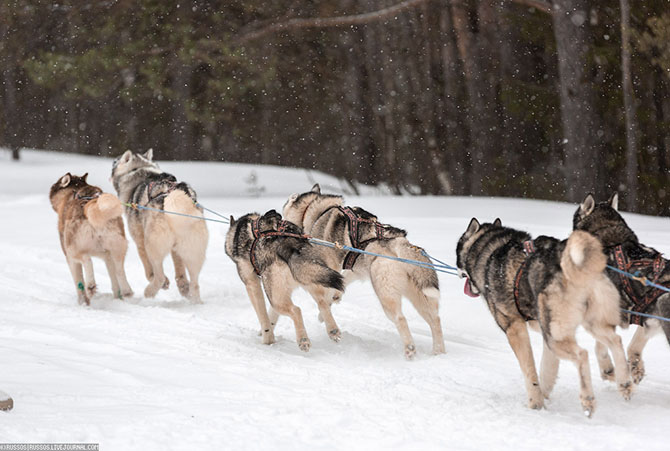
[49,150,670,418]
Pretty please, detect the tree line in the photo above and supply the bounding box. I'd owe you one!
[1,0,670,214]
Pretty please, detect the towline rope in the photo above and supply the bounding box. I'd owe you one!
[121,201,458,275]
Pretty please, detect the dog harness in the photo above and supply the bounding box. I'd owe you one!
[513,240,536,321]
[611,245,667,326]
[249,218,307,276]
[74,190,101,202]
[338,206,388,270]
[146,180,177,202]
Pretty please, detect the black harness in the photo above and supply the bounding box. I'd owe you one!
[147,180,177,202]
[611,244,667,325]
[249,218,307,276]
[337,206,388,270]
[513,240,536,321]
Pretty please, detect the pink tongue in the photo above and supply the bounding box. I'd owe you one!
[464,278,480,298]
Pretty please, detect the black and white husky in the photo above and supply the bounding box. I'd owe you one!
[110,149,208,303]
[225,210,344,351]
[456,219,631,417]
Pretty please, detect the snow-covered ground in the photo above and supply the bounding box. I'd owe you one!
[0,149,669,450]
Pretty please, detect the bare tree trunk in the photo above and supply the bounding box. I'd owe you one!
[451,0,501,195]
[620,0,638,204]
[551,0,603,201]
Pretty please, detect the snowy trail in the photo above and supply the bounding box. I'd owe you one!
[1,151,669,450]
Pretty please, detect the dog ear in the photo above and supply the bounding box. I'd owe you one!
[229,215,235,225]
[143,148,154,161]
[608,192,619,211]
[493,218,502,227]
[120,150,132,164]
[311,183,321,194]
[59,173,71,187]
[82,173,88,183]
[466,218,480,235]
[579,194,596,216]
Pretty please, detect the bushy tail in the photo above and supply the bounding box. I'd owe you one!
[85,193,123,229]
[393,239,440,299]
[163,190,206,233]
[288,255,344,293]
[561,230,608,283]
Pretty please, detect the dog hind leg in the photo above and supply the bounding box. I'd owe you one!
[263,266,309,351]
[539,340,560,399]
[143,234,171,298]
[172,251,190,298]
[83,258,97,297]
[67,257,89,306]
[589,325,633,400]
[306,285,341,342]
[594,341,615,382]
[504,319,544,409]
[102,254,121,298]
[627,323,658,384]
[406,285,445,355]
[548,337,596,417]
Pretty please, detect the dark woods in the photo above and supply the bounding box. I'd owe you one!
[1,1,670,214]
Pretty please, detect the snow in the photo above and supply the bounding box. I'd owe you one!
[0,149,669,450]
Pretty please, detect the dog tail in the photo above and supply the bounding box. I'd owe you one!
[163,190,207,233]
[288,253,345,294]
[561,230,608,282]
[85,193,123,229]
[394,240,440,299]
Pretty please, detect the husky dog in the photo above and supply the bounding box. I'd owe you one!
[282,184,444,359]
[225,210,345,351]
[574,193,670,384]
[456,219,631,417]
[110,149,208,303]
[50,173,133,305]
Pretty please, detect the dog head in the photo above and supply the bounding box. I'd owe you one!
[110,149,158,183]
[49,172,91,211]
[456,217,502,297]
[573,193,638,246]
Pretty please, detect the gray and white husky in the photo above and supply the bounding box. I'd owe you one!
[456,219,631,417]
[110,149,208,303]
[225,209,345,351]
[574,193,670,385]
[282,184,445,359]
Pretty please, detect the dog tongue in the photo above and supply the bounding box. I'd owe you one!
[464,278,480,298]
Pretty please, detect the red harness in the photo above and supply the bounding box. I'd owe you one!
[612,245,667,325]
[513,240,536,321]
[338,206,387,270]
[249,218,307,276]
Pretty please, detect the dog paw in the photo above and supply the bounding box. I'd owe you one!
[328,328,341,342]
[176,276,189,297]
[144,284,159,298]
[404,344,416,360]
[629,356,645,385]
[161,278,170,290]
[86,284,97,297]
[77,294,90,306]
[261,329,275,345]
[581,395,596,418]
[298,337,311,352]
[121,288,134,298]
[600,367,615,382]
[432,343,446,355]
[528,398,544,410]
[618,381,633,401]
